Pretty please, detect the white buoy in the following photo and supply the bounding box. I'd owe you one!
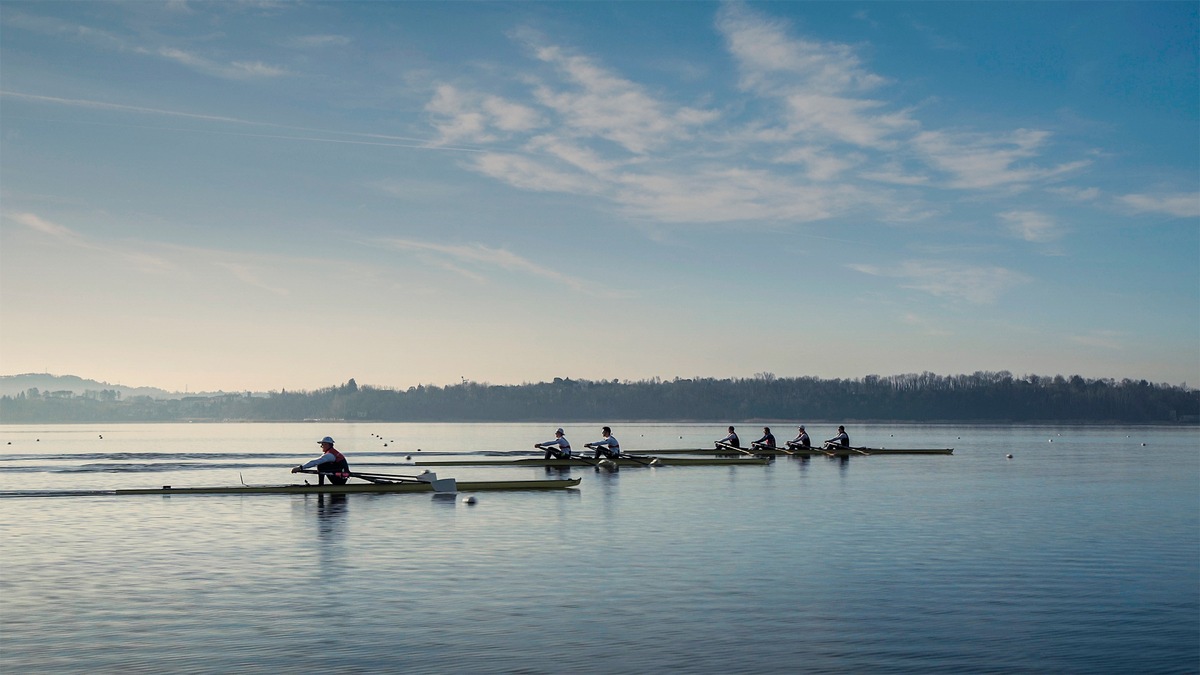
[1006,454,1013,459]
[1048,439,1053,442]
[463,495,477,505]
[1141,443,1147,446]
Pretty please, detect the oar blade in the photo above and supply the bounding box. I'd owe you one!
[430,477,458,493]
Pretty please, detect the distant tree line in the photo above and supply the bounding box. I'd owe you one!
[1,372,1196,424]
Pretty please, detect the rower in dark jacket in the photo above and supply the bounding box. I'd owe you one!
[716,426,740,449]
[787,425,811,449]
[824,426,850,448]
[751,427,776,450]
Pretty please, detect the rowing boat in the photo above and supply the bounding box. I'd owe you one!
[790,447,952,456]
[643,447,954,456]
[111,477,581,495]
[413,456,771,467]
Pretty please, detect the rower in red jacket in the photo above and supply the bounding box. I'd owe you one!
[292,436,351,484]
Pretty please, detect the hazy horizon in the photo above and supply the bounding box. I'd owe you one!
[2,369,1194,397]
[2,2,1197,392]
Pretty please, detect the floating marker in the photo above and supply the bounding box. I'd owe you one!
[1006,454,1013,459]
[463,495,477,505]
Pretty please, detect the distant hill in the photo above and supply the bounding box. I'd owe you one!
[0,373,230,400]
[1,372,1195,424]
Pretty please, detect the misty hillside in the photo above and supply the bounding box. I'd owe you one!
[0,373,233,400]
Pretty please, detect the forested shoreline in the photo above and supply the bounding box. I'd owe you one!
[1,372,1197,424]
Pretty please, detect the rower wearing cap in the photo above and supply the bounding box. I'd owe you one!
[824,426,850,448]
[535,428,573,460]
[751,426,776,450]
[787,425,811,449]
[585,426,621,459]
[291,436,351,485]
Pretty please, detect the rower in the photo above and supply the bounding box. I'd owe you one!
[534,428,573,460]
[585,426,621,459]
[750,426,776,451]
[715,426,740,449]
[292,436,351,485]
[824,425,850,449]
[787,425,812,449]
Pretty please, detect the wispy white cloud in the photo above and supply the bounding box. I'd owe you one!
[281,34,351,49]
[999,210,1063,243]
[1047,186,1100,202]
[7,212,301,289]
[1,91,486,154]
[1118,192,1200,218]
[773,146,861,182]
[611,167,858,224]
[717,3,916,151]
[6,10,288,80]
[8,212,174,274]
[376,238,612,296]
[900,312,953,336]
[213,262,290,296]
[530,45,718,155]
[427,85,544,145]
[782,93,916,148]
[849,260,1030,304]
[1069,330,1124,350]
[470,152,605,195]
[8,212,88,245]
[157,47,289,79]
[911,129,1089,190]
[717,2,885,95]
[417,3,1095,230]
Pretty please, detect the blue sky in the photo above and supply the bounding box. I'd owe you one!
[1,1,1196,393]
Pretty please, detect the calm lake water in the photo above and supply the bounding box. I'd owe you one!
[1,422,1196,674]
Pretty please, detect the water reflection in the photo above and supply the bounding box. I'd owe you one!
[302,493,347,596]
[315,493,348,537]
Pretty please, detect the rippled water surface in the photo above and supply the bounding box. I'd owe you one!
[1,422,1196,673]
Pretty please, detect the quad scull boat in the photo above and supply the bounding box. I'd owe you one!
[644,447,954,456]
[413,456,770,467]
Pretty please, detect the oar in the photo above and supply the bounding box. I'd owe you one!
[566,454,602,468]
[583,444,621,461]
[752,443,793,456]
[298,468,457,493]
[354,470,459,492]
[621,454,662,467]
[847,446,872,456]
[715,442,754,457]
